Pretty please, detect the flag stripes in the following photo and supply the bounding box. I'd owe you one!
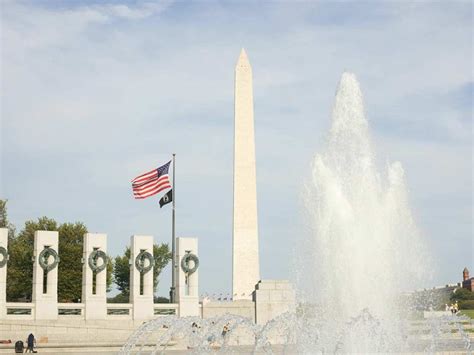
[132,161,171,199]
[132,169,159,185]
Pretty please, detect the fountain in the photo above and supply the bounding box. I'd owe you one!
[120,73,472,354]
[295,71,430,352]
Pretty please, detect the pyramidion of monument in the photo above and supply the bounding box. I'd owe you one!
[236,48,251,68]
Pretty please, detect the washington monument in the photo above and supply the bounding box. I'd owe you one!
[232,49,260,300]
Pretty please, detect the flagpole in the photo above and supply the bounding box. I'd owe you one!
[170,153,176,303]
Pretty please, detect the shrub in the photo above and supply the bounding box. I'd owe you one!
[450,287,474,302]
[459,300,474,310]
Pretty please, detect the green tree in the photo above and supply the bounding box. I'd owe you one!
[7,217,57,301]
[451,287,474,302]
[0,199,7,228]
[450,287,474,310]
[57,222,86,302]
[114,250,131,295]
[0,199,16,239]
[113,244,171,302]
[6,216,113,302]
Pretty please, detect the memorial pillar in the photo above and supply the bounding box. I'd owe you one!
[32,231,59,320]
[0,228,8,319]
[130,235,154,320]
[176,237,199,317]
[82,233,107,320]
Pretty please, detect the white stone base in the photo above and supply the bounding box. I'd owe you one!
[130,235,154,320]
[176,238,199,317]
[202,300,255,322]
[0,319,140,345]
[254,280,295,325]
[32,231,59,320]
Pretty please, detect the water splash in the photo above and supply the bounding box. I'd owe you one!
[298,72,431,352]
[120,312,471,354]
[120,314,275,354]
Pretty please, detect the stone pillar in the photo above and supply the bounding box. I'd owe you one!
[0,228,8,319]
[254,280,295,325]
[130,235,154,320]
[32,231,59,320]
[176,237,199,317]
[233,48,260,300]
[82,233,107,320]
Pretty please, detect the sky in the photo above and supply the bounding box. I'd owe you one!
[1,0,472,297]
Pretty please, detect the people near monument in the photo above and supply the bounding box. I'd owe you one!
[221,323,230,337]
[25,333,36,353]
[207,334,216,346]
[14,340,24,353]
[188,322,201,350]
[449,302,459,315]
[445,304,449,312]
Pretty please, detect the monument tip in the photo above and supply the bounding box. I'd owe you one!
[236,48,250,68]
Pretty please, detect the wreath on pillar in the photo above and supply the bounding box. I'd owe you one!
[88,250,108,273]
[38,247,59,272]
[181,253,199,275]
[135,250,154,274]
[0,246,7,268]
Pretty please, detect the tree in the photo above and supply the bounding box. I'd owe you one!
[451,287,474,302]
[0,199,7,228]
[113,244,171,302]
[450,287,474,310]
[6,216,113,302]
[7,217,57,301]
[57,222,113,302]
[154,296,170,303]
[0,199,16,239]
[57,222,86,302]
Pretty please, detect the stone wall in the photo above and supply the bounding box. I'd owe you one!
[201,280,296,325]
[202,300,255,322]
[0,319,138,345]
[254,280,295,325]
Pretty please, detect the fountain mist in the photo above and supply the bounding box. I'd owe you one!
[298,72,431,352]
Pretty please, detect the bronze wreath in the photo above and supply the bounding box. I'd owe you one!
[135,250,154,273]
[181,253,199,275]
[88,250,108,272]
[39,247,59,272]
[0,246,7,268]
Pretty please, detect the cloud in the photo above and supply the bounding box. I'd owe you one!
[104,2,173,20]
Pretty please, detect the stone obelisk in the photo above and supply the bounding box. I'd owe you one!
[232,49,260,300]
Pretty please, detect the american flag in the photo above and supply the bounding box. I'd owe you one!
[132,161,171,199]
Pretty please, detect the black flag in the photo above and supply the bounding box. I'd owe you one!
[159,189,173,208]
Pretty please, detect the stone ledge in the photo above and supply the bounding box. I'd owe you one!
[204,300,254,308]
